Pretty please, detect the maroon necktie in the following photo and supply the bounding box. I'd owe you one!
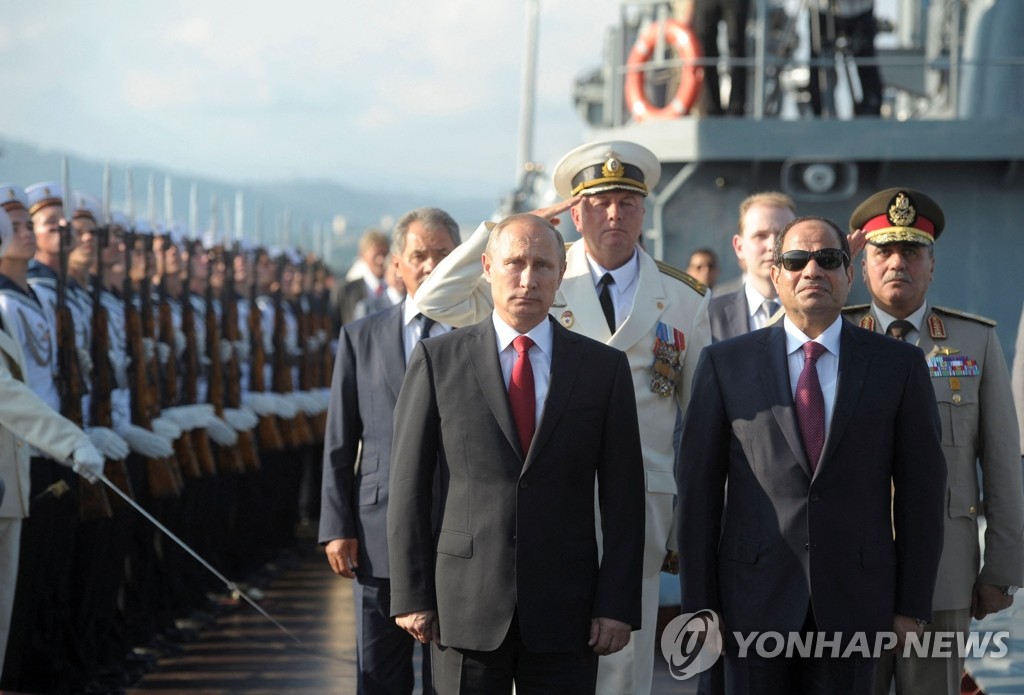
[796,341,827,472]
[509,335,536,454]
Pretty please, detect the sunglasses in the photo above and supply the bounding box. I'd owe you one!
[779,248,849,271]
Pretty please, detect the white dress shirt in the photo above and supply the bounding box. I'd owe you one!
[745,283,779,331]
[492,313,553,432]
[585,249,640,332]
[402,296,450,362]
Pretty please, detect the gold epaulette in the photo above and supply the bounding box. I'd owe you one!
[656,260,706,297]
[931,306,997,327]
[841,303,871,314]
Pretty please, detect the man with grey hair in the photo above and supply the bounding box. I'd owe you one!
[320,207,460,694]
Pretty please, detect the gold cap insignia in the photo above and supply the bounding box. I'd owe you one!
[887,192,917,227]
[601,157,623,179]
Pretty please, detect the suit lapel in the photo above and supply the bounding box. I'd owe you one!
[522,320,581,474]
[762,325,812,478]
[374,304,408,399]
[727,291,749,337]
[819,322,870,470]
[465,319,524,459]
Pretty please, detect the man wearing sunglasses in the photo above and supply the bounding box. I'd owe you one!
[843,188,1023,695]
[678,215,946,694]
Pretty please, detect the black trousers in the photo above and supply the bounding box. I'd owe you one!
[430,610,598,695]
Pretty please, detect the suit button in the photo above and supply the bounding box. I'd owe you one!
[969,505,977,514]
[511,535,517,545]
[809,493,820,502]
[519,481,528,489]
[804,543,809,551]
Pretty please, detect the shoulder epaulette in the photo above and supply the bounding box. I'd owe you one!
[841,303,870,314]
[931,306,997,327]
[656,260,706,297]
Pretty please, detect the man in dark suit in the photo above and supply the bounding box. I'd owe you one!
[709,192,795,341]
[678,216,946,694]
[388,214,645,694]
[319,208,461,694]
[332,228,392,331]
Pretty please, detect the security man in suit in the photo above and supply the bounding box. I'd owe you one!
[320,208,461,694]
[414,141,712,695]
[708,192,795,342]
[842,188,1024,695]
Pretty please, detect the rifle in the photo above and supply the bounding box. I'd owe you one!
[205,245,244,474]
[296,257,326,441]
[180,239,217,475]
[248,250,284,451]
[58,162,112,520]
[123,202,183,498]
[90,174,134,510]
[221,242,260,470]
[271,255,314,448]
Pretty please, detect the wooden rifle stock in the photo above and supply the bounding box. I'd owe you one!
[124,233,183,497]
[90,231,134,511]
[271,262,313,448]
[179,242,217,476]
[247,288,285,452]
[221,247,259,471]
[205,256,244,475]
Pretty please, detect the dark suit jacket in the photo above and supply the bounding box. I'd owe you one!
[388,316,645,653]
[677,321,946,644]
[708,288,750,342]
[319,303,406,578]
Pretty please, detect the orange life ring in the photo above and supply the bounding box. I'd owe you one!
[624,19,703,121]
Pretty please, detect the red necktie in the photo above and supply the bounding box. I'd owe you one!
[795,341,827,472]
[509,335,536,454]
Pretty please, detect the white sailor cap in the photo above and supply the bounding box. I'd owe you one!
[109,210,130,229]
[133,218,153,235]
[25,181,64,216]
[552,140,661,199]
[0,208,13,252]
[0,184,29,212]
[72,192,102,222]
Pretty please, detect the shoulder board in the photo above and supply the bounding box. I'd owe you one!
[931,306,997,327]
[841,303,870,314]
[656,260,706,297]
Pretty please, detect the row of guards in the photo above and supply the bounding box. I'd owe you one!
[0,161,333,693]
[625,19,704,121]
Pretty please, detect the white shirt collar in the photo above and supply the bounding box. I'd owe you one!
[492,312,553,358]
[782,314,843,358]
[743,282,776,319]
[403,294,426,326]
[584,248,639,297]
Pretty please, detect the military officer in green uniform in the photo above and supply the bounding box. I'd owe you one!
[842,188,1024,695]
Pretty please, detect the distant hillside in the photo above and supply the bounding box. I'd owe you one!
[0,136,501,271]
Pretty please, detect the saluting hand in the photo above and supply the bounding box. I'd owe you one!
[324,538,359,578]
[589,617,631,655]
[529,195,582,226]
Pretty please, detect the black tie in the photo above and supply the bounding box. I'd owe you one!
[886,320,914,341]
[598,273,616,334]
[418,314,436,341]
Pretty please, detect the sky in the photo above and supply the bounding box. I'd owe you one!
[0,0,625,202]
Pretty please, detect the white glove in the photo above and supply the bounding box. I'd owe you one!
[69,441,105,483]
[268,392,298,418]
[305,336,319,353]
[86,426,130,460]
[150,416,183,440]
[77,347,94,377]
[219,339,234,364]
[316,329,327,344]
[117,423,174,458]
[200,354,212,368]
[205,415,239,446]
[109,350,129,389]
[242,392,275,416]
[141,337,156,363]
[156,341,171,365]
[161,406,197,431]
[223,407,258,431]
[174,329,187,359]
[233,340,251,363]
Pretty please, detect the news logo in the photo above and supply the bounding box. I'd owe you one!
[660,609,724,680]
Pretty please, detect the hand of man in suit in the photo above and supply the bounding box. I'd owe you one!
[396,609,440,645]
[588,617,631,655]
[324,538,359,578]
[891,614,925,650]
[972,583,1014,620]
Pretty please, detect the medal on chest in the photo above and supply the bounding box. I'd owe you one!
[650,322,685,398]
